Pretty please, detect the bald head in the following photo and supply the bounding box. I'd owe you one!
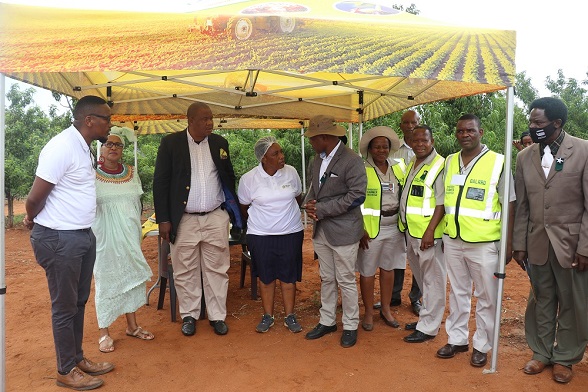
[187,102,214,142]
[399,110,420,141]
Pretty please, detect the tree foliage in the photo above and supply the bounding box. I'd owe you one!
[545,69,588,140]
[7,67,587,223]
[4,84,71,227]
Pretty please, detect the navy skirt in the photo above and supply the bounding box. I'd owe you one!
[246,230,304,284]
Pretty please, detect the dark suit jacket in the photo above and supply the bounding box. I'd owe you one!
[513,134,588,267]
[153,130,242,242]
[307,144,367,246]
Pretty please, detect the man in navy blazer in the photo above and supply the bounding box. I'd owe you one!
[304,115,367,348]
[153,102,241,337]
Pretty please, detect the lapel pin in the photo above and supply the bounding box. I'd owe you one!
[555,157,564,171]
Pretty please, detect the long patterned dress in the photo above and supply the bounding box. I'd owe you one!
[92,164,152,328]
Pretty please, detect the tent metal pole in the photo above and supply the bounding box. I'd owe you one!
[484,86,515,374]
[1,72,7,392]
[300,125,307,228]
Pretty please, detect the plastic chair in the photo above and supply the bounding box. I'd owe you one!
[239,242,257,300]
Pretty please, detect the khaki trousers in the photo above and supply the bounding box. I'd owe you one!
[406,235,446,336]
[313,227,360,330]
[443,235,499,353]
[170,209,230,321]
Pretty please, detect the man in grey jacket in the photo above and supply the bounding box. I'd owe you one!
[513,97,588,384]
[304,115,367,348]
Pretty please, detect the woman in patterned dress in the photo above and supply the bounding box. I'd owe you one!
[92,127,153,353]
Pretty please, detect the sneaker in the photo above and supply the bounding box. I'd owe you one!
[284,313,302,333]
[56,366,103,390]
[256,314,274,333]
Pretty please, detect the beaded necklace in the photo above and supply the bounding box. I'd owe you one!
[96,163,134,183]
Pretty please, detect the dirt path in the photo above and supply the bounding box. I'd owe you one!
[3,205,587,391]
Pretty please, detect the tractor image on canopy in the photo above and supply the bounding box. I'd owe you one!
[189,1,309,40]
[191,13,297,40]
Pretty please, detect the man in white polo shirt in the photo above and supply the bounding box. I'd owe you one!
[24,96,114,391]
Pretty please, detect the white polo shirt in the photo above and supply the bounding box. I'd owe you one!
[238,164,303,236]
[34,125,97,230]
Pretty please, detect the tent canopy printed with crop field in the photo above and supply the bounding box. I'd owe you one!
[0,0,516,124]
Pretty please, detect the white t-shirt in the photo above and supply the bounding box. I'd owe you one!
[34,125,97,230]
[238,164,303,236]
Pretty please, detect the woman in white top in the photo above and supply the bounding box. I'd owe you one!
[238,136,304,334]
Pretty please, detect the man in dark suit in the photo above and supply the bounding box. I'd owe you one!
[153,102,241,337]
[303,115,367,348]
[513,97,588,384]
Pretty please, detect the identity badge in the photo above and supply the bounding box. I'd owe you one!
[466,187,485,201]
[451,174,466,186]
[382,182,394,192]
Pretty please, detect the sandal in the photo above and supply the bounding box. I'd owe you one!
[98,335,114,353]
[126,326,155,340]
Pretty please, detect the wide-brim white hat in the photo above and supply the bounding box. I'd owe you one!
[359,126,400,158]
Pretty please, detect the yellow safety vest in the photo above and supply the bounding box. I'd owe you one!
[399,153,445,239]
[444,150,504,242]
[361,159,406,238]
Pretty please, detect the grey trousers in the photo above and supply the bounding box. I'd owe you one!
[30,224,96,374]
[526,243,588,366]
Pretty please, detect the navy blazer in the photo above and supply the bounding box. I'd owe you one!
[153,130,242,242]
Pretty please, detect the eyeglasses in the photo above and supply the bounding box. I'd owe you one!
[88,113,112,122]
[103,141,124,149]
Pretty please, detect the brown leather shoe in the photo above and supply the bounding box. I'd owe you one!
[436,343,469,358]
[552,364,573,383]
[56,366,103,390]
[523,359,547,375]
[470,349,487,367]
[77,357,115,376]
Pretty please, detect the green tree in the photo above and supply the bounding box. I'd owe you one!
[515,71,538,108]
[545,69,588,140]
[4,84,71,227]
[122,133,164,208]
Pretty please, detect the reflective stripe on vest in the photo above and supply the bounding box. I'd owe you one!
[400,154,445,238]
[444,150,504,242]
[390,158,407,187]
[361,167,381,238]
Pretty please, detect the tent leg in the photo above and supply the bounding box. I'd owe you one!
[1,73,7,392]
[483,86,515,374]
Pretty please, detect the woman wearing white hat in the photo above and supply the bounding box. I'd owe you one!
[357,126,406,331]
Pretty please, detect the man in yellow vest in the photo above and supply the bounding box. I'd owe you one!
[399,125,446,343]
[436,114,515,367]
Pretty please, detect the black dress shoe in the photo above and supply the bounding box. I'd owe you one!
[209,320,228,335]
[405,322,417,330]
[390,299,401,307]
[340,329,357,348]
[305,323,337,340]
[436,343,469,358]
[411,301,422,316]
[470,349,487,367]
[404,330,435,343]
[181,316,196,336]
